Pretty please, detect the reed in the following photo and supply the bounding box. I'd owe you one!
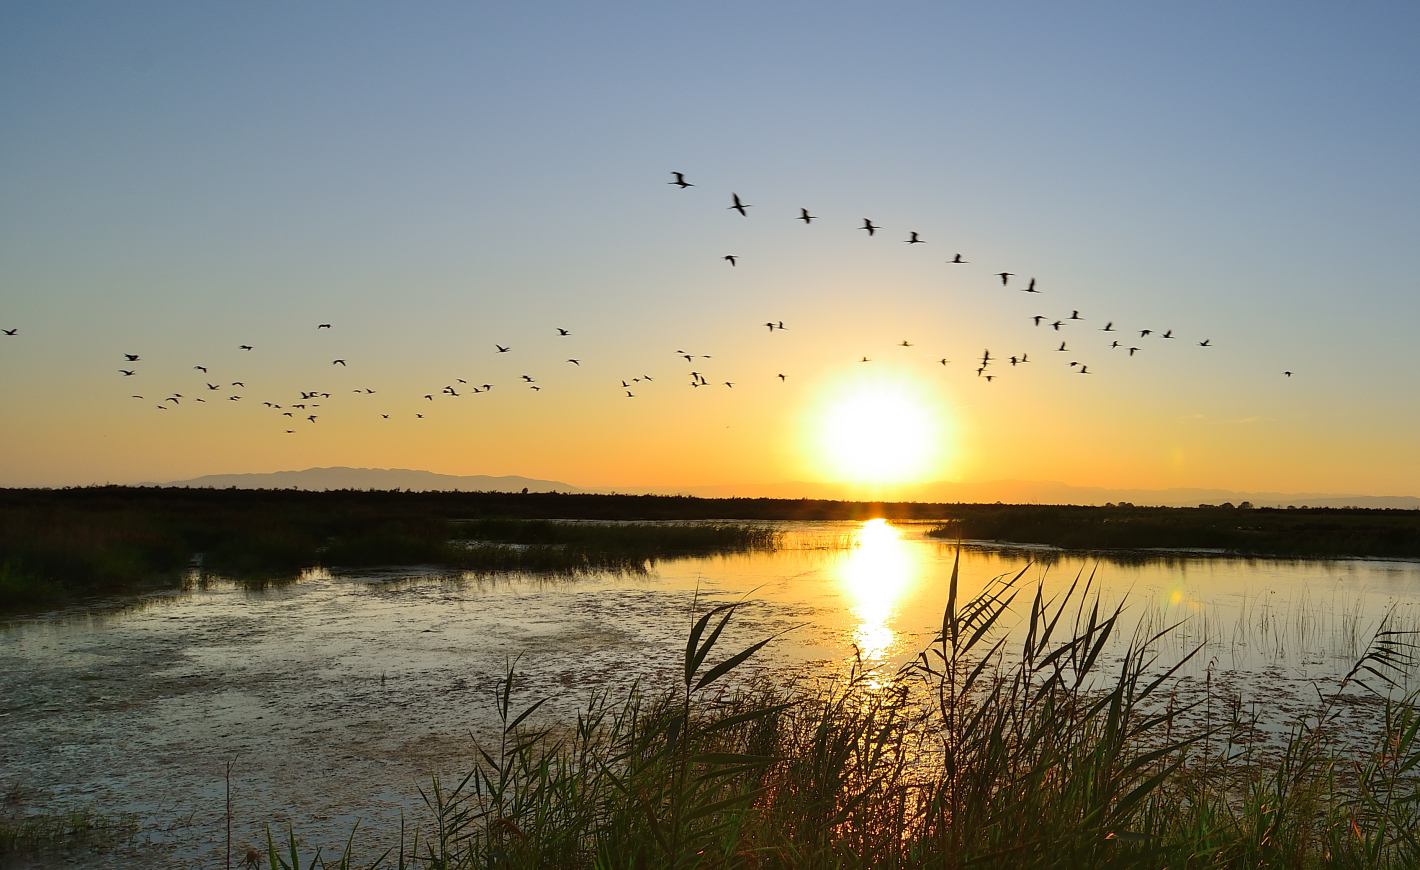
[258,552,1420,869]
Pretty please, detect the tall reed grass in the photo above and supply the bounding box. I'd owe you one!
[255,551,1420,869]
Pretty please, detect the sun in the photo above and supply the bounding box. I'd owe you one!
[812,374,948,485]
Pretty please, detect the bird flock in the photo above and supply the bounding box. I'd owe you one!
[1,170,1288,437]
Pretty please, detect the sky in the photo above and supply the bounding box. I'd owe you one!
[1,2,1418,496]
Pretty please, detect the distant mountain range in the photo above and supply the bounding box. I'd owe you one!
[155,467,578,493]
[150,467,1420,509]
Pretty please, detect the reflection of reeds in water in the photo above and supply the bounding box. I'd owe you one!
[260,552,1420,870]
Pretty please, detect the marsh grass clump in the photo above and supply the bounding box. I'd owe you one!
[267,552,1420,869]
[0,806,139,858]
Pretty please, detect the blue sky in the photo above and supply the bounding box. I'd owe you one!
[2,3,1418,493]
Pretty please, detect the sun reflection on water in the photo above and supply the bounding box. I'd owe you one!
[835,519,920,661]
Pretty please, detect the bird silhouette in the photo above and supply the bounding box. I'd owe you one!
[1069,310,1082,320]
[207,383,220,390]
[2,329,16,336]
[1198,339,1211,347]
[557,328,570,336]
[1129,347,1140,356]
[1110,341,1121,349]
[939,358,950,366]
[729,193,751,216]
[424,395,433,401]
[860,356,871,362]
[625,390,634,397]
[904,232,925,244]
[1079,366,1090,375]
[900,340,913,347]
[1058,342,1068,352]
[530,385,541,391]
[1284,371,1292,377]
[948,253,967,264]
[333,359,346,366]
[1051,320,1064,330]
[724,255,737,266]
[798,208,816,223]
[239,345,252,351]
[1162,330,1174,339]
[318,324,331,329]
[860,219,879,236]
[1101,322,1114,332]
[124,354,140,361]
[567,359,581,365]
[996,272,1013,285]
[416,413,424,418]
[724,382,733,388]
[381,414,389,419]
[777,373,787,381]
[120,370,135,376]
[231,382,244,387]
[194,365,207,372]
[1021,278,1039,293]
[670,172,693,188]
[1033,316,1045,326]
[1139,329,1152,338]
[523,375,535,382]
[496,344,510,353]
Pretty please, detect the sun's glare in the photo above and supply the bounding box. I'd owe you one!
[836,518,917,661]
[813,374,947,485]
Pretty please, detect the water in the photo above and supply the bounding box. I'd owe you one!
[3,519,1419,867]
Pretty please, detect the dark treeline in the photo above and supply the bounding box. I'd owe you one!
[3,486,1420,610]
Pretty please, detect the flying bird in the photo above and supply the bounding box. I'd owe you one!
[318,324,331,329]
[860,356,871,362]
[239,345,252,350]
[307,415,317,422]
[904,232,924,244]
[194,365,207,372]
[1058,342,1068,352]
[333,359,346,366]
[626,390,634,397]
[1129,347,1140,356]
[124,354,140,361]
[724,382,733,388]
[1162,330,1174,339]
[120,370,135,376]
[381,414,389,419]
[729,193,751,216]
[900,340,913,347]
[669,171,693,188]
[1051,320,1064,330]
[1198,339,1211,347]
[860,219,879,236]
[1032,316,1045,326]
[778,373,787,381]
[798,208,816,223]
[948,253,967,264]
[2,329,16,336]
[1079,366,1090,374]
[1139,329,1152,338]
[207,383,220,390]
[723,255,737,266]
[1069,310,1082,320]
[1284,371,1292,377]
[496,344,510,353]
[1101,322,1114,332]
[231,381,244,387]
[567,359,580,365]
[1021,278,1039,293]
[557,328,570,336]
[996,272,1013,285]
[939,358,950,366]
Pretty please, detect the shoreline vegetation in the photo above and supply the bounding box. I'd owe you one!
[4,487,1420,610]
[60,563,1420,869]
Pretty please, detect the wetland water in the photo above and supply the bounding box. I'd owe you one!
[4,519,1420,867]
